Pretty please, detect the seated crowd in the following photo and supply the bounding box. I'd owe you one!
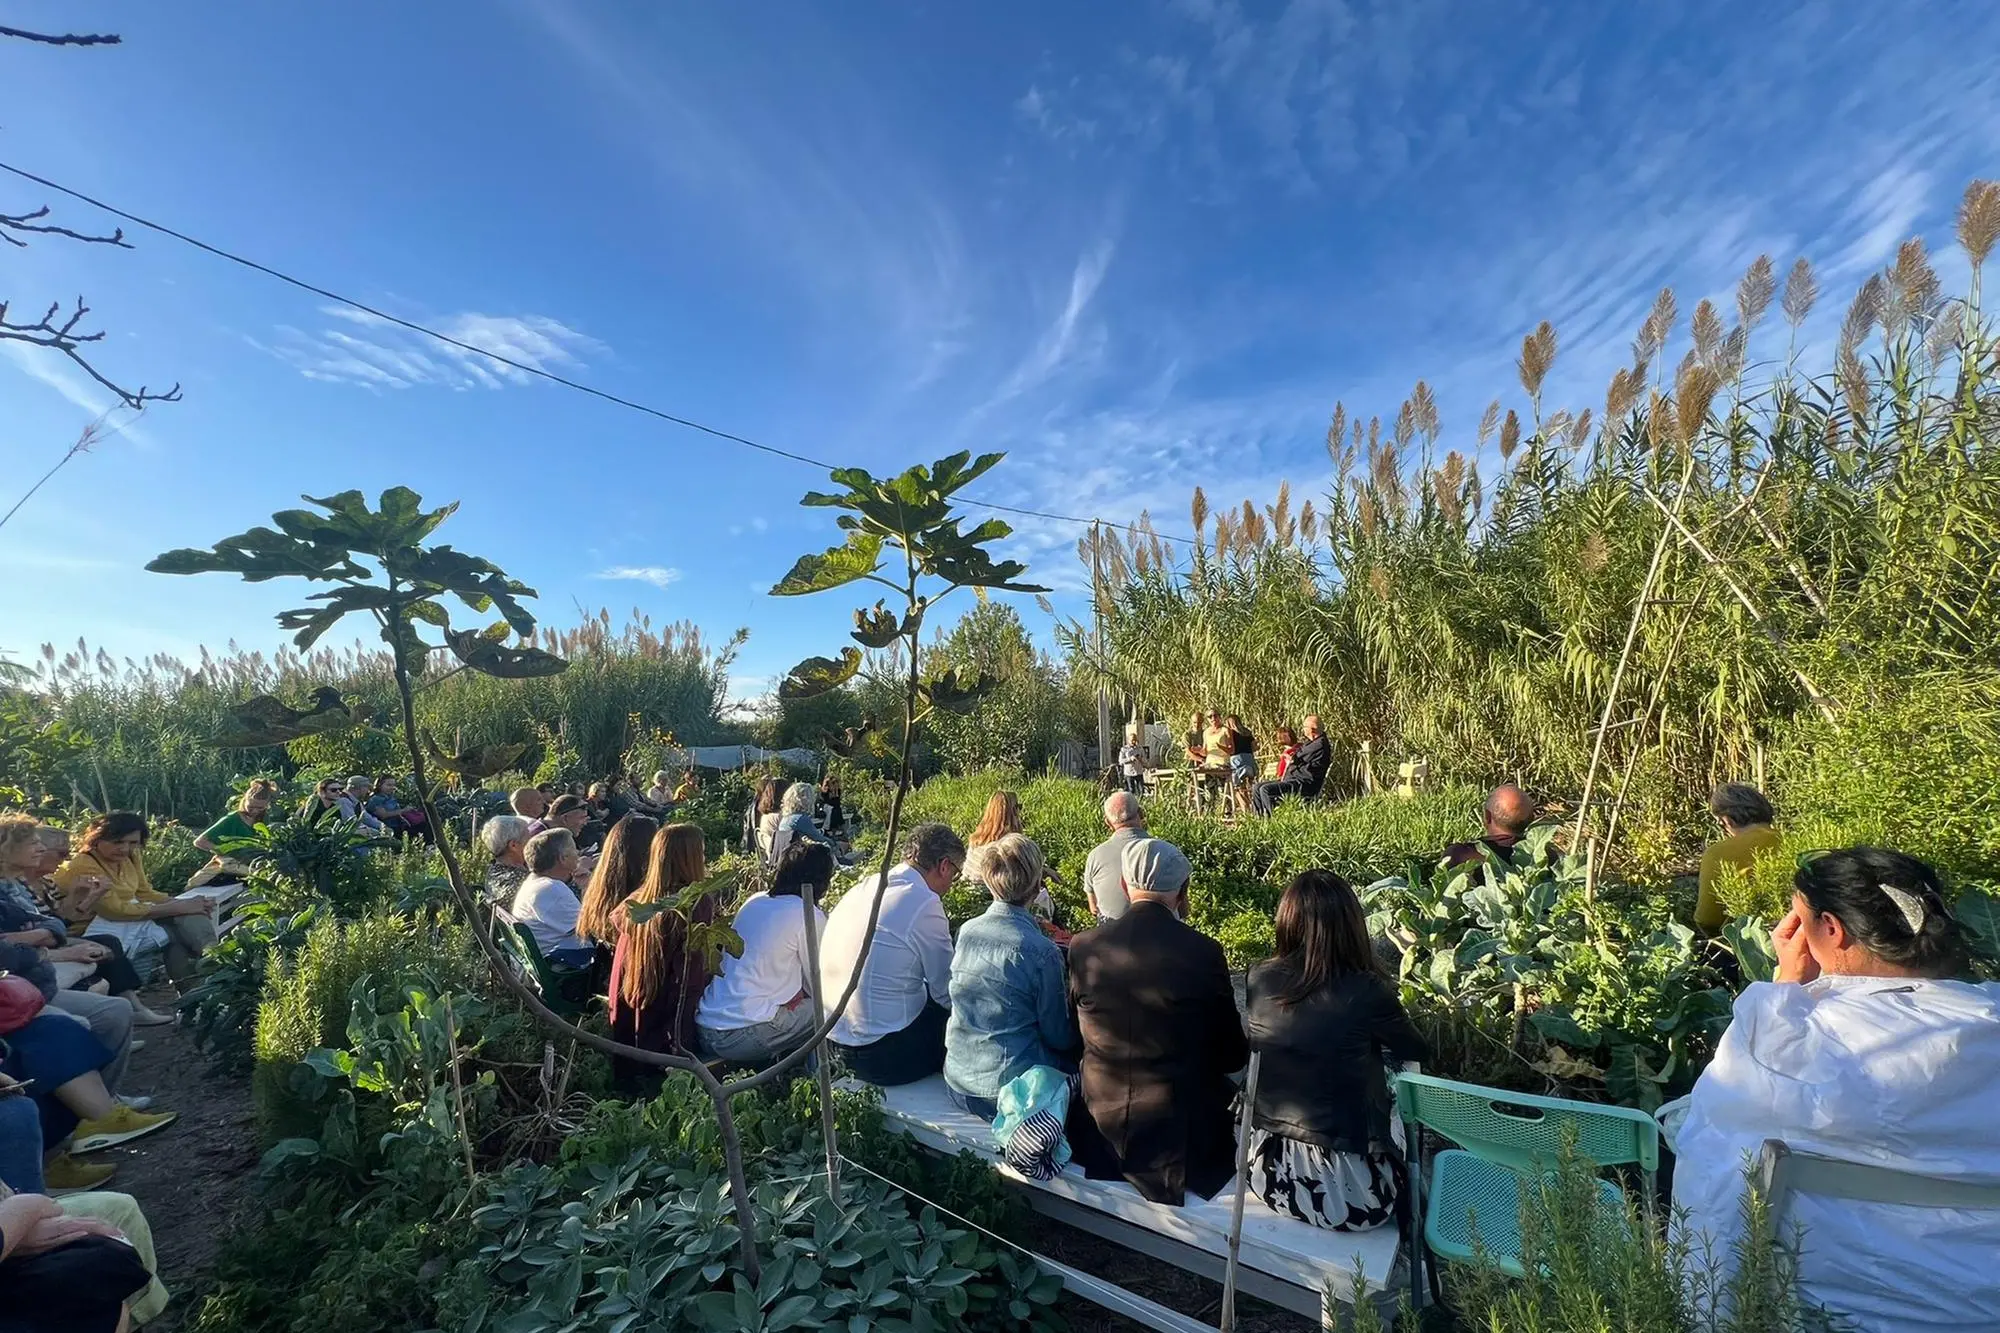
[1,810,216,1330]
[709,779,1991,1332]
[12,755,1982,1330]
[807,800,1432,1225]
[0,761,693,1330]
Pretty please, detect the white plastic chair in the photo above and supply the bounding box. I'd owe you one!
[1756,1139,2000,1218]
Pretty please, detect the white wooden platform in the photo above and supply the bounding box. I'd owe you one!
[867,1075,1399,1324]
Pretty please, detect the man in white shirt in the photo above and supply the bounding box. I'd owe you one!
[510,828,593,970]
[818,822,964,1086]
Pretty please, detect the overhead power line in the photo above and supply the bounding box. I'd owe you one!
[0,159,1198,546]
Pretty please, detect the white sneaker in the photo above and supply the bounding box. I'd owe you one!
[130,1004,177,1026]
[129,1039,146,1053]
[116,1093,154,1111]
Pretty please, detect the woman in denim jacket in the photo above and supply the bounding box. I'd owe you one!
[943,834,1078,1119]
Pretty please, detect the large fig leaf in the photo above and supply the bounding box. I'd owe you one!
[771,533,883,597]
[851,601,903,649]
[921,667,995,714]
[149,527,366,583]
[444,627,569,678]
[779,649,863,700]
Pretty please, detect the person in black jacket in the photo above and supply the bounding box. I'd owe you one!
[1440,784,1536,870]
[1251,715,1332,816]
[1066,838,1248,1204]
[1246,869,1427,1231]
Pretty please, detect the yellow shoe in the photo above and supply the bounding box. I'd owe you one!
[71,1105,178,1154]
[44,1152,118,1193]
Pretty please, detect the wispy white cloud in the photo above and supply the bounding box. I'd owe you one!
[0,343,156,448]
[726,517,771,537]
[593,565,682,589]
[983,239,1117,409]
[263,306,601,390]
[977,0,2000,569]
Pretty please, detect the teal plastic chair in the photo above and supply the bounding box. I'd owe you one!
[492,908,592,1017]
[1395,1072,1659,1305]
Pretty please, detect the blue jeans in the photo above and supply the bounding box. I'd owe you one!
[946,1085,998,1122]
[0,1094,45,1193]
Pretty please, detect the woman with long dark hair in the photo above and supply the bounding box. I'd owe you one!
[607,824,719,1085]
[1673,847,1998,1330]
[695,841,836,1068]
[575,814,659,947]
[1245,870,1426,1231]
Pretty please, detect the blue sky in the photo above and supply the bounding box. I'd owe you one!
[5,0,1999,706]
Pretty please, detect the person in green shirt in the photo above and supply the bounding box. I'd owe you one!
[1695,782,1780,932]
[194,780,277,885]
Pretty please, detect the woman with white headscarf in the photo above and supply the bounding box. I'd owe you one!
[1672,846,2000,1332]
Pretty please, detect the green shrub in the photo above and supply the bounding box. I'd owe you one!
[1772,669,2000,886]
[454,1147,1062,1333]
[252,908,485,1139]
[187,1182,480,1333]
[676,768,758,855]
[143,818,211,893]
[183,897,324,1074]
[1446,1138,1821,1332]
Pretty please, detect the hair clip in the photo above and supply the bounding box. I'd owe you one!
[1879,883,1927,933]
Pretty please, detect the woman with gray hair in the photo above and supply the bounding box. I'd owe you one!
[480,814,534,904]
[943,833,1079,1119]
[768,780,837,867]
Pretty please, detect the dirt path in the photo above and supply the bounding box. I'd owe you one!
[1042,1220,1322,1331]
[87,984,259,1326]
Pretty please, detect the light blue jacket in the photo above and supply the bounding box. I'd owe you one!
[943,900,1077,1100]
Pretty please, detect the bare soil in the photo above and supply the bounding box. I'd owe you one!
[86,984,259,1326]
[1042,1220,1324,1331]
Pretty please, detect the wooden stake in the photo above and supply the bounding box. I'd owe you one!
[801,886,841,1200]
[1220,1051,1264,1333]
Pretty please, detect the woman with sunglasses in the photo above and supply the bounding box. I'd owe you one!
[1671,847,1999,1332]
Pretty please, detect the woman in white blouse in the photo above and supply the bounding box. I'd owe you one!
[695,840,835,1068]
[1673,846,1999,1332]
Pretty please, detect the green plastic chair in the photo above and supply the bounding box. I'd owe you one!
[493,908,592,1017]
[1395,1072,1659,1305]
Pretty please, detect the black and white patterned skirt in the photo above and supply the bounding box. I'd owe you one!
[1248,1130,1400,1232]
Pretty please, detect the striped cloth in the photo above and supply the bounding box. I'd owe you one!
[993,1064,1074,1181]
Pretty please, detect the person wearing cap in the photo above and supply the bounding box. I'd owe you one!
[1065,837,1248,1205]
[338,776,388,834]
[545,794,603,865]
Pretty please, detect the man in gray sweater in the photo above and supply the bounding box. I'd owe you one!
[1082,792,1150,921]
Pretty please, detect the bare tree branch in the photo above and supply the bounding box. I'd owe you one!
[0,297,182,410]
[1,205,129,249]
[0,26,122,47]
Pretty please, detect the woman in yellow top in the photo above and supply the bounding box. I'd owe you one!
[50,812,218,981]
[1695,783,1781,932]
